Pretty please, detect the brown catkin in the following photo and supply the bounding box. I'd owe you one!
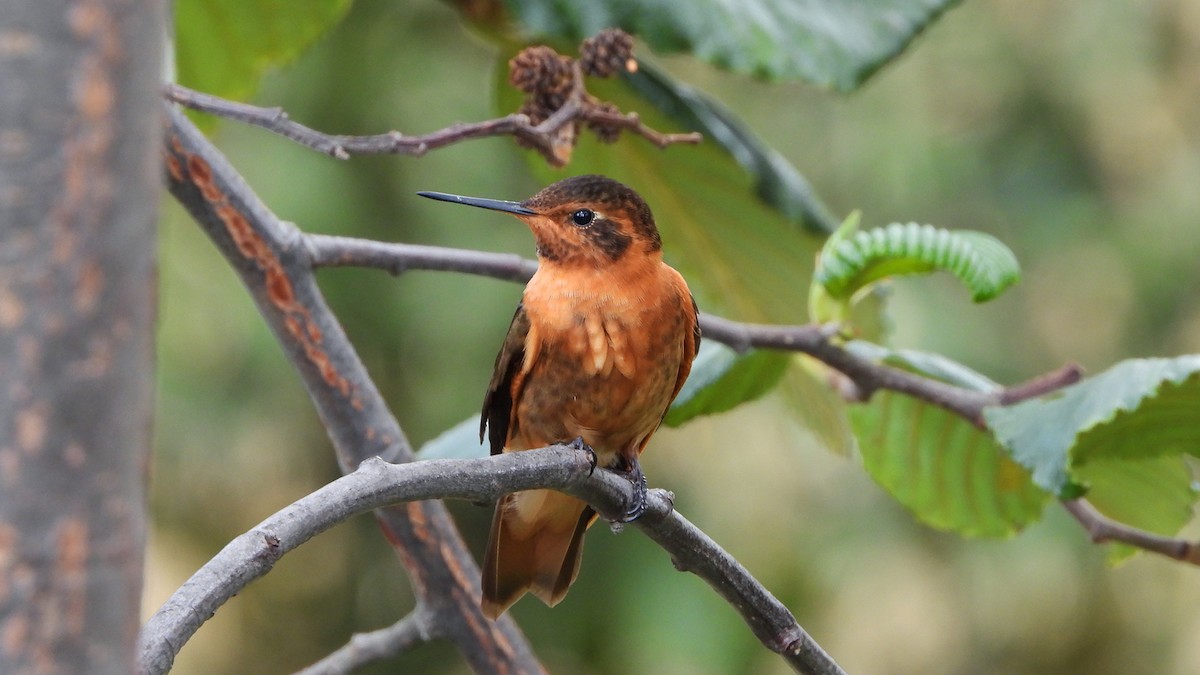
[580,29,634,78]
[508,46,573,95]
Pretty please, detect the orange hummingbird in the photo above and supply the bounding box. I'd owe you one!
[419,174,700,618]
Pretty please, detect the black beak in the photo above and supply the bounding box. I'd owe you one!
[418,191,537,216]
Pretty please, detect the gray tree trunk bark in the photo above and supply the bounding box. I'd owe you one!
[0,0,162,671]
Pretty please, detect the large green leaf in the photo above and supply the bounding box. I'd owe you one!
[498,0,965,90]
[984,356,1200,497]
[1073,455,1197,564]
[622,64,839,235]
[664,342,791,427]
[846,343,1049,536]
[175,0,352,101]
[497,60,855,449]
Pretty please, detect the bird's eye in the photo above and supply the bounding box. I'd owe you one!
[570,209,595,227]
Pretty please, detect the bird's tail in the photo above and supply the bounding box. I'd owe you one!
[481,489,597,618]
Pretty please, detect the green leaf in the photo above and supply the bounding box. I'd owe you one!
[175,0,353,101]
[622,64,839,235]
[664,342,791,427]
[1071,366,1200,465]
[415,416,487,461]
[846,343,1048,536]
[496,60,854,450]
[1073,455,1197,564]
[851,390,1050,537]
[814,221,1021,305]
[984,355,1200,496]
[498,0,966,90]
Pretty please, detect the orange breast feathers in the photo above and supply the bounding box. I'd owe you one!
[508,260,698,461]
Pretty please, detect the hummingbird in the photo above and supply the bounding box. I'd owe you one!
[419,175,700,618]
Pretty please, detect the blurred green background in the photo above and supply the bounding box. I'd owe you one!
[148,0,1200,673]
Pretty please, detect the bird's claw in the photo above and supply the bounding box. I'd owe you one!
[620,472,649,523]
[612,456,648,523]
[567,436,597,475]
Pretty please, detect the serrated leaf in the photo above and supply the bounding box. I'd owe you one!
[175,0,352,102]
[1073,455,1197,564]
[498,0,965,91]
[851,390,1050,537]
[815,222,1021,304]
[664,342,790,427]
[984,355,1200,496]
[414,416,487,461]
[496,60,857,450]
[1072,369,1200,465]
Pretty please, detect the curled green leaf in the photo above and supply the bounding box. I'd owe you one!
[815,221,1021,304]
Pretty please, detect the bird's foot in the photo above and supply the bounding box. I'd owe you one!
[567,436,597,475]
[611,455,648,523]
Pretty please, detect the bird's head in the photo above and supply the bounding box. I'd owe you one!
[419,174,662,268]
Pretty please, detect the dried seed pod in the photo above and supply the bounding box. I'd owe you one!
[580,28,635,78]
[536,89,570,116]
[518,100,549,126]
[508,46,573,95]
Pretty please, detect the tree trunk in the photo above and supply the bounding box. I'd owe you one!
[0,0,162,671]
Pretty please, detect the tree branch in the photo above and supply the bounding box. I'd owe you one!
[307,234,537,283]
[296,610,432,675]
[143,448,846,675]
[1,1,163,671]
[1062,499,1200,565]
[152,105,542,675]
[164,82,701,165]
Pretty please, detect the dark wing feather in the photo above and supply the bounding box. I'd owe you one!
[481,304,530,455]
[669,293,701,405]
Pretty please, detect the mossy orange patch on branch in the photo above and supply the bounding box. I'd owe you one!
[170,141,352,400]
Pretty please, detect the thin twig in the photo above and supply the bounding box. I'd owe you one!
[145,448,846,675]
[294,610,432,675]
[307,234,537,282]
[1062,499,1200,565]
[1001,363,1087,404]
[581,105,702,148]
[164,82,700,166]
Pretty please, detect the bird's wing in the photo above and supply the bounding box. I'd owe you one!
[481,303,533,455]
[669,291,701,406]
